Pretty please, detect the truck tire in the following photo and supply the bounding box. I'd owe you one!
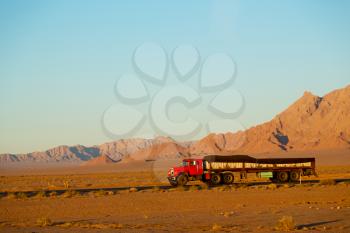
[210,173,221,185]
[176,174,188,186]
[277,171,289,182]
[222,173,234,184]
[290,170,300,182]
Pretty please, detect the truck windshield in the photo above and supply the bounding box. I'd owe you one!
[182,161,189,166]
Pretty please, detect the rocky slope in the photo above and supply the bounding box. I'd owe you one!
[190,85,350,154]
[81,154,119,166]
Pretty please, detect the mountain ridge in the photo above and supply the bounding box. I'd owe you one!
[1,85,349,165]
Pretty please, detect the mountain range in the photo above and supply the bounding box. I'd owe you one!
[1,85,349,166]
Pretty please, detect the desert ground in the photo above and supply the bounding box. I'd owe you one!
[1,162,350,233]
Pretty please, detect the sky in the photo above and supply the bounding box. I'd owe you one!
[0,0,349,154]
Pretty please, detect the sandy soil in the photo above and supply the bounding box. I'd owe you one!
[0,184,350,233]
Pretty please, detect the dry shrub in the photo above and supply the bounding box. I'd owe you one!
[62,190,79,198]
[93,190,108,197]
[15,192,28,199]
[176,186,187,191]
[199,183,210,190]
[237,183,248,189]
[49,191,57,198]
[34,191,46,198]
[152,186,161,192]
[63,180,70,189]
[59,222,73,227]
[106,191,115,195]
[36,217,53,227]
[189,185,201,191]
[212,223,222,231]
[129,187,138,193]
[218,186,231,192]
[268,183,278,190]
[6,192,17,199]
[275,216,296,231]
[223,211,235,217]
[320,179,336,186]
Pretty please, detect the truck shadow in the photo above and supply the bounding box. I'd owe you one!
[297,219,340,229]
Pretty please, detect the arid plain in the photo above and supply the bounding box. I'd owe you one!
[1,86,349,232]
[1,161,350,233]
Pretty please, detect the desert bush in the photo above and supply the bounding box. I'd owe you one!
[49,191,57,198]
[129,187,138,193]
[5,192,17,199]
[15,192,28,199]
[47,182,57,190]
[212,223,222,231]
[63,180,70,189]
[175,186,187,191]
[199,183,210,190]
[36,217,53,227]
[219,186,232,191]
[320,179,336,186]
[106,191,115,195]
[93,190,108,197]
[274,216,296,231]
[62,190,79,198]
[268,183,278,190]
[222,211,235,217]
[235,183,248,189]
[189,185,201,191]
[58,222,74,227]
[34,191,46,198]
[152,186,161,192]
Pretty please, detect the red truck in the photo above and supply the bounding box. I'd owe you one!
[167,155,316,186]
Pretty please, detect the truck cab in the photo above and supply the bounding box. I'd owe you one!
[167,159,204,186]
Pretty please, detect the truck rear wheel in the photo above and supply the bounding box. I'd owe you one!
[176,174,188,186]
[290,171,300,182]
[210,173,221,185]
[277,171,289,182]
[222,173,234,184]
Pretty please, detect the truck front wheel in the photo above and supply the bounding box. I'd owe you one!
[177,174,188,186]
[222,173,234,184]
[210,173,221,185]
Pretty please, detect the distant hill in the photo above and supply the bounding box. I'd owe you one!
[0,136,176,165]
[1,85,349,166]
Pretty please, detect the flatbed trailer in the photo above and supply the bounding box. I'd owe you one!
[167,155,316,186]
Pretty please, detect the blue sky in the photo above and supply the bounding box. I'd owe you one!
[0,0,349,153]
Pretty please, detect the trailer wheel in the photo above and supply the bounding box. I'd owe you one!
[277,172,289,182]
[210,173,221,185]
[290,171,300,182]
[177,174,188,186]
[222,173,234,184]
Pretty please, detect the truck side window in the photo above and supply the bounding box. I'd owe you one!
[190,161,197,166]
